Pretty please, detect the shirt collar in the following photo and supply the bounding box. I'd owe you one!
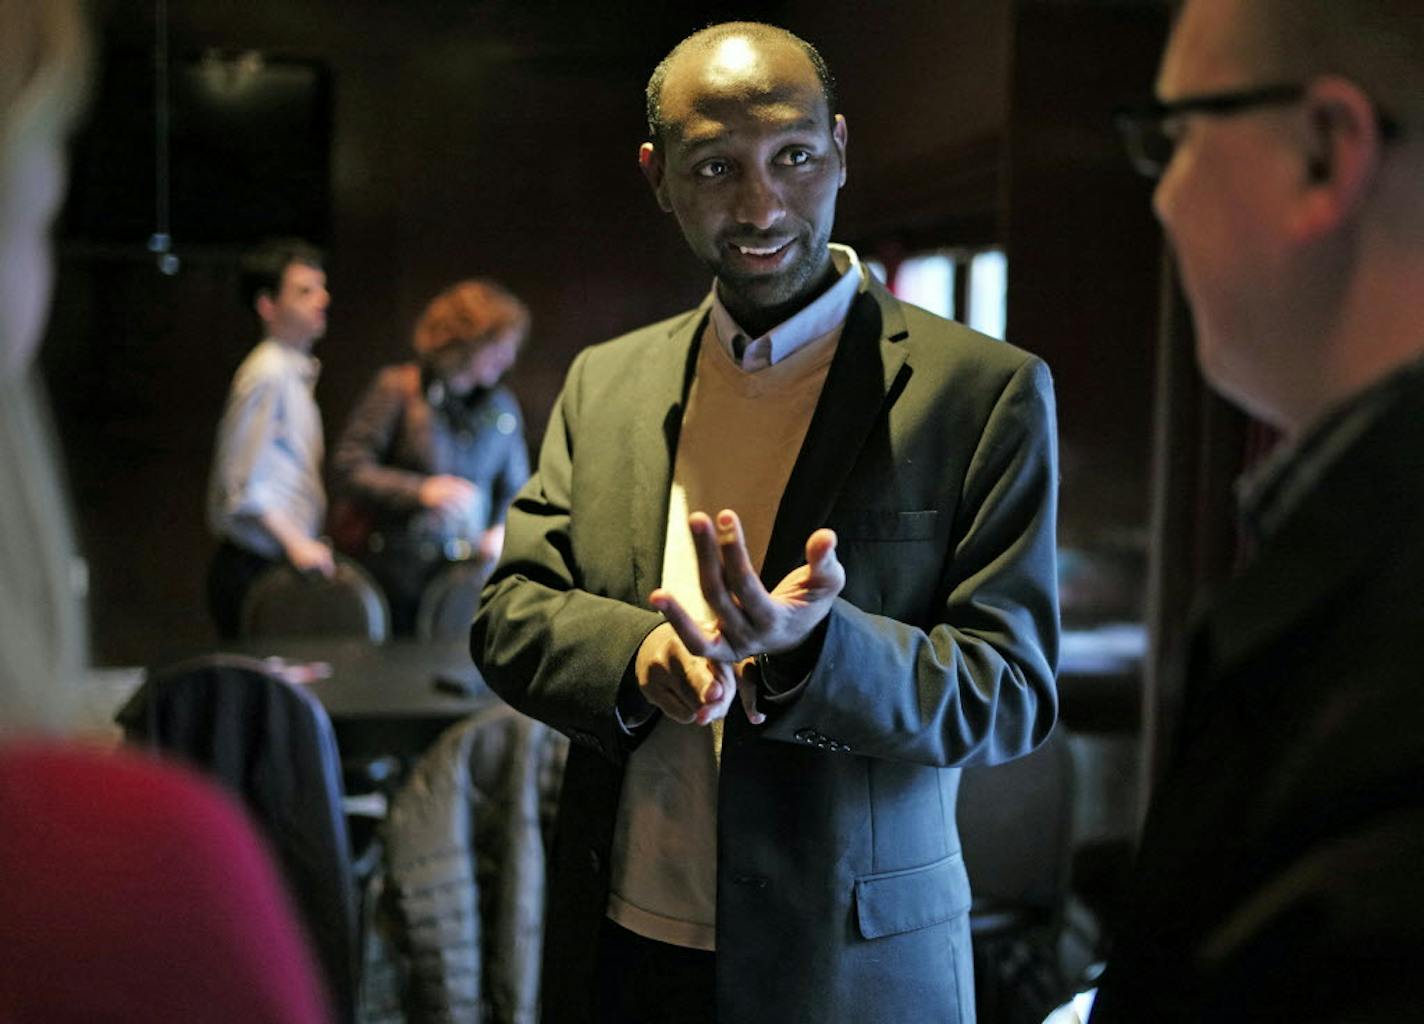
[709,243,864,370]
[1238,353,1424,544]
[261,337,322,387]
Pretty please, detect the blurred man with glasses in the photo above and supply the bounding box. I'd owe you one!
[1089,2,1424,1020]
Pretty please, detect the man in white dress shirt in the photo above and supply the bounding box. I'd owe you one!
[206,239,334,638]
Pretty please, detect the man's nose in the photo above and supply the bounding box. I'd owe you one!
[1150,157,1178,227]
[733,170,785,230]
[1151,176,1171,229]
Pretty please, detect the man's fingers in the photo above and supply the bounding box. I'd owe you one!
[639,598,740,726]
[714,510,777,625]
[692,661,736,726]
[690,656,726,704]
[645,663,701,723]
[805,527,838,568]
[636,620,710,724]
[650,589,733,660]
[643,674,697,723]
[804,528,844,588]
[736,660,765,726]
[688,513,745,631]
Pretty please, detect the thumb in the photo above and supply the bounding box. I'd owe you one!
[738,660,766,726]
[805,528,841,578]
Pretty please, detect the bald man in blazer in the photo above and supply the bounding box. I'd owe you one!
[472,22,1059,1024]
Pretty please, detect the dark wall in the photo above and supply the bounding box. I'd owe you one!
[1005,1,1168,556]
[781,0,1012,244]
[48,0,762,661]
[44,0,1168,663]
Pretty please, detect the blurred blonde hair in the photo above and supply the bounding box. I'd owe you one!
[0,0,90,734]
[412,278,530,380]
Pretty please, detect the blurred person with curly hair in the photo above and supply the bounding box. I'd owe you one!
[332,277,530,633]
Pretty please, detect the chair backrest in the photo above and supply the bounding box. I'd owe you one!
[414,558,490,642]
[116,655,358,1022]
[242,555,390,643]
[957,727,1075,917]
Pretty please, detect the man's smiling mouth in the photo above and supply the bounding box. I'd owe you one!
[733,240,791,257]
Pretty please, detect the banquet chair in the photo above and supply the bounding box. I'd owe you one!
[241,555,391,643]
[238,555,400,843]
[957,728,1077,1024]
[413,557,491,642]
[116,654,360,1023]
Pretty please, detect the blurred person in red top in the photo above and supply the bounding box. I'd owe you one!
[0,2,330,1021]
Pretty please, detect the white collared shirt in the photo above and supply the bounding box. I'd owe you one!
[709,243,864,372]
[206,338,326,558]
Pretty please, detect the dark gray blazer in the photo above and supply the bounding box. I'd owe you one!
[472,279,1060,1024]
[1092,367,1424,1022]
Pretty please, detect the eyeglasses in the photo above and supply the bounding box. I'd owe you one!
[1114,82,1402,178]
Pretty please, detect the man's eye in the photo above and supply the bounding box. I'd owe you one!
[695,159,730,179]
[777,148,812,167]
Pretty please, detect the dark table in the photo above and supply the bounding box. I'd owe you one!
[146,638,496,758]
[1058,624,1144,733]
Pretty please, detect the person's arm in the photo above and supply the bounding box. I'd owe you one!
[330,367,427,513]
[260,508,333,577]
[470,350,724,762]
[216,371,332,576]
[478,391,531,562]
[662,357,1060,767]
[333,366,479,522]
[487,389,531,524]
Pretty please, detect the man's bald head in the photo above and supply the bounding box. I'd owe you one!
[1154,0,1424,434]
[645,22,837,144]
[1232,1,1424,123]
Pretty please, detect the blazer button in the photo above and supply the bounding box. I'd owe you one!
[794,728,816,743]
[589,849,602,874]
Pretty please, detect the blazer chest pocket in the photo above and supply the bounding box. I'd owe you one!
[830,508,938,543]
[854,851,970,939]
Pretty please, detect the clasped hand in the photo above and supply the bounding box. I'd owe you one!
[635,509,845,728]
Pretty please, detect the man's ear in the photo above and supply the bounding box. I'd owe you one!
[254,292,275,325]
[832,114,848,189]
[1289,75,1382,242]
[639,142,672,212]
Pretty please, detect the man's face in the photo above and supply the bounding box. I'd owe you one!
[642,36,847,326]
[260,262,329,349]
[1153,0,1300,417]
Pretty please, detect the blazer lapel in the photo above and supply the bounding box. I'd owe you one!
[627,301,709,603]
[761,280,911,585]
[1187,504,1368,734]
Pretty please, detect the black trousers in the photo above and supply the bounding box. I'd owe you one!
[595,918,716,1024]
[206,540,279,639]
